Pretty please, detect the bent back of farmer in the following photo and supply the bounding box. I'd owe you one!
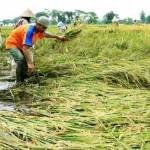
[6,24,45,50]
[6,24,46,83]
[5,16,66,84]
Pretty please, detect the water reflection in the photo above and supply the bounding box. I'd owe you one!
[0,81,16,90]
[0,101,15,111]
[0,77,16,111]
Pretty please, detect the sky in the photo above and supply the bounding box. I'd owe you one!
[0,0,150,20]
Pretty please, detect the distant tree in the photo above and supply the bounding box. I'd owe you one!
[86,12,99,24]
[73,10,99,24]
[120,17,133,24]
[48,9,99,24]
[36,12,48,18]
[64,11,74,24]
[74,10,86,16]
[126,17,133,24]
[2,9,101,25]
[145,15,150,24]
[49,10,63,24]
[11,17,20,24]
[103,11,118,24]
[140,11,146,23]
[2,19,13,25]
[49,10,57,24]
[58,11,66,23]
[42,9,80,24]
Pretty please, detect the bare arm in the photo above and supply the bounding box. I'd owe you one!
[22,45,34,74]
[44,33,66,41]
[22,45,33,65]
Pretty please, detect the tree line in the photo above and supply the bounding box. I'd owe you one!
[1,9,150,25]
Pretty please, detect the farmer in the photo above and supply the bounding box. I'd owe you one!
[112,16,119,26]
[73,15,81,27]
[5,16,66,83]
[57,21,67,32]
[11,9,35,77]
[14,8,34,29]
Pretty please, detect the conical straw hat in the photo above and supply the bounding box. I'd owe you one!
[21,9,34,17]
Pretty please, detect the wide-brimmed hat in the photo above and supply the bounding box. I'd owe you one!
[21,9,34,17]
[37,16,50,28]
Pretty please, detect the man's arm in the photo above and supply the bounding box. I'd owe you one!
[22,45,34,74]
[44,33,66,41]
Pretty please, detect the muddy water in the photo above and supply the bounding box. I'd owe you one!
[0,76,16,111]
[0,81,15,90]
[0,56,17,111]
[0,101,15,111]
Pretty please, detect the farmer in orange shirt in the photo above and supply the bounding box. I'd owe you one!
[6,16,65,83]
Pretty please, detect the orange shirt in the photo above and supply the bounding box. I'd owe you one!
[6,24,46,50]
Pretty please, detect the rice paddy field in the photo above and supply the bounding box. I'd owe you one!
[0,24,150,149]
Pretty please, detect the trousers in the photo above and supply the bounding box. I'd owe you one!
[9,48,28,83]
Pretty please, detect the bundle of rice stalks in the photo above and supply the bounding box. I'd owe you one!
[64,29,82,39]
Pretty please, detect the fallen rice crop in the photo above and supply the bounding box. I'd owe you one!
[0,24,150,149]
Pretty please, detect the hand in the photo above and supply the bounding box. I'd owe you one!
[27,63,35,75]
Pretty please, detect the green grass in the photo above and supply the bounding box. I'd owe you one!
[0,24,150,149]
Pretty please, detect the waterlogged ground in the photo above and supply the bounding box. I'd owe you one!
[0,25,150,149]
[0,54,16,111]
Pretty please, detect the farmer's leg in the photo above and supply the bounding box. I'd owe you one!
[16,57,28,82]
[9,48,28,82]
